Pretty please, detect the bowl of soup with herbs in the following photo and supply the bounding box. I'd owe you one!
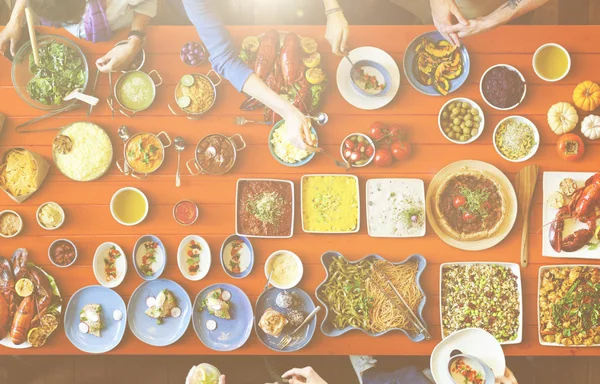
[125,132,170,174]
[115,70,162,113]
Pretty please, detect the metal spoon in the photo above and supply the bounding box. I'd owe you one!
[117,126,131,175]
[307,112,329,126]
[318,148,351,171]
[235,116,272,126]
[174,136,185,187]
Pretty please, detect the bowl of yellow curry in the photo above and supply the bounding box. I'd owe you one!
[301,175,360,234]
[171,71,221,119]
[119,132,172,179]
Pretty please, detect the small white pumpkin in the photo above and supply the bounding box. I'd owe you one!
[581,114,600,140]
[547,102,579,135]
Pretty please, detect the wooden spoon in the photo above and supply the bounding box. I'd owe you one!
[24,7,39,66]
[515,164,539,268]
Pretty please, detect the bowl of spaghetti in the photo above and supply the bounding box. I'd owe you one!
[315,251,428,341]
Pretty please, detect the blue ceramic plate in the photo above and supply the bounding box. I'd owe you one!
[254,287,317,352]
[403,31,470,96]
[350,60,392,97]
[64,286,127,354]
[220,234,254,279]
[192,283,253,351]
[315,251,428,341]
[132,235,166,281]
[127,279,192,347]
[268,120,317,167]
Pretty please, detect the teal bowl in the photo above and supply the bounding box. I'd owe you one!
[268,120,317,167]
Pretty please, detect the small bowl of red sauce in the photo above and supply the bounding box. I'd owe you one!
[173,200,199,226]
[48,239,78,267]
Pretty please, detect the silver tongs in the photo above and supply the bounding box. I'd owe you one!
[15,103,81,133]
[371,262,431,340]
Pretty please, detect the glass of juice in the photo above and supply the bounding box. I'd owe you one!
[533,43,571,82]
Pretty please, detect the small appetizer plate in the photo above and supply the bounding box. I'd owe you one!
[93,242,127,288]
[64,286,127,354]
[192,283,253,352]
[177,235,211,281]
[254,287,317,352]
[220,234,254,279]
[132,235,166,281]
[127,279,192,347]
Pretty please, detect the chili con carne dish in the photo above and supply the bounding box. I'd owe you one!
[237,180,293,237]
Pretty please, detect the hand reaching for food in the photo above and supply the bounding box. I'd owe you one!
[495,368,518,384]
[0,21,22,57]
[430,0,469,46]
[96,41,141,73]
[283,367,328,384]
[218,375,226,384]
[325,10,349,56]
[282,105,318,151]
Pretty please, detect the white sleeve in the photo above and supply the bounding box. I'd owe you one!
[129,0,157,18]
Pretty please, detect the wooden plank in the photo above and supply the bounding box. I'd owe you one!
[559,0,589,24]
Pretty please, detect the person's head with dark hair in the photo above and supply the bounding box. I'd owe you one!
[28,0,87,24]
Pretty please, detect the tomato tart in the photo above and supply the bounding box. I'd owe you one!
[434,170,506,241]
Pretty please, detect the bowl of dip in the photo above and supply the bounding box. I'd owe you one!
[110,187,149,226]
[173,200,198,226]
[114,70,162,116]
[36,202,65,230]
[0,210,22,238]
[350,60,391,97]
[265,250,303,289]
[220,234,254,279]
[533,43,570,82]
[48,238,77,267]
[480,64,526,111]
[187,133,246,176]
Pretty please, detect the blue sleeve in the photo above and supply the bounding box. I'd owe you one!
[182,0,254,92]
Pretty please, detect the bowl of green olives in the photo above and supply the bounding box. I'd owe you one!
[438,98,485,144]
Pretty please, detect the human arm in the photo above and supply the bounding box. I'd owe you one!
[0,0,26,57]
[495,368,518,384]
[96,1,156,72]
[429,0,468,46]
[283,367,328,384]
[218,375,225,384]
[323,0,349,56]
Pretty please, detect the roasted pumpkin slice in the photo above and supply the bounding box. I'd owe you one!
[417,54,435,75]
[425,42,456,58]
[417,71,432,86]
[433,76,450,95]
[449,51,461,67]
[414,37,427,53]
[444,63,463,80]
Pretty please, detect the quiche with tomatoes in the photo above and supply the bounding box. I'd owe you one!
[435,170,507,241]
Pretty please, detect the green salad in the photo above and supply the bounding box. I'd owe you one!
[27,41,85,106]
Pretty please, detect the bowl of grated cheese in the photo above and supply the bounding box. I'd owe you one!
[493,116,539,162]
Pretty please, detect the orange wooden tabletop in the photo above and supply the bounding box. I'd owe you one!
[0,25,599,356]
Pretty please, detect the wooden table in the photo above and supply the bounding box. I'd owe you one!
[0,25,599,356]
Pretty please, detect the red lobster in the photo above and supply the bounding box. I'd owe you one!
[0,257,15,339]
[29,267,54,327]
[280,33,303,86]
[254,29,279,80]
[550,173,600,252]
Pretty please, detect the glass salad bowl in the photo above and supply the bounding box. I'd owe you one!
[11,34,89,111]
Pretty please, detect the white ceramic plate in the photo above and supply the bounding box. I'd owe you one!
[537,264,600,347]
[301,174,360,234]
[336,47,400,110]
[177,235,211,281]
[439,262,523,345]
[93,242,127,288]
[542,172,599,259]
[366,178,426,238]
[431,328,506,384]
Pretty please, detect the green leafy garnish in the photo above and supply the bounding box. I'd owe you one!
[458,186,490,219]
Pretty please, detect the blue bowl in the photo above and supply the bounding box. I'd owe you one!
[268,120,317,167]
[350,60,392,97]
[315,251,428,341]
[220,234,254,279]
[64,286,127,354]
[254,286,317,352]
[192,283,253,351]
[403,31,470,96]
[132,235,166,281]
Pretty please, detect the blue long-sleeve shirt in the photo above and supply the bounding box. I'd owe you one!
[182,0,254,92]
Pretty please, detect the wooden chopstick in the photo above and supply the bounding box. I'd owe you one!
[24,7,39,66]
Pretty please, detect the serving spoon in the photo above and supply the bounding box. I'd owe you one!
[174,136,185,187]
[117,126,131,175]
[315,148,351,171]
[307,112,329,126]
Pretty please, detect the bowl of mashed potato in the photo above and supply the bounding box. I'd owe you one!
[268,120,317,167]
[36,202,65,230]
[265,250,303,289]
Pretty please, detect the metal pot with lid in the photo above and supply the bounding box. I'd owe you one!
[186,133,246,176]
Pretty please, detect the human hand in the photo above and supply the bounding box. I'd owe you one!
[325,11,349,56]
[96,40,141,73]
[430,0,468,46]
[283,367,328,384]
[219,375,226,384]
[0,20,23,57]
[455,17,493,38]
[282,105,318,151]
[495,368,518,384]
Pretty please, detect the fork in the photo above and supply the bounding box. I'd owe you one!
[277,306,321,350]
[344,54,362,85]
[235,116,272,126]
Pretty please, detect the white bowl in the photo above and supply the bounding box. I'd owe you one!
[493,116,540,163]
[0,210,22,238]
[437,98,485,144]
[110,187,149,226]
[36,202,65,230]
[480,64,527,111]
[48,238,78,267]
[177,235,211,281]
[93,242,127,288]
[339,133,375,167]
[264,250,303,289]
[532,43,571,82]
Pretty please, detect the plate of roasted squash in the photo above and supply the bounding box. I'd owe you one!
[403,31,470,96]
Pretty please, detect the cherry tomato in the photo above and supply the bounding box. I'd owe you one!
[557,133,585,161]
[390,140,412,161]
[374,147,393,167]
[369,121,386,141]
[453,195,466,208]
[349,151,361,162]
[343,149,352,159]
[364,145,374,158]
[388,124,407,141]
[462,211,475,222]
[356,142,366,153]
[344,139,355,150]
